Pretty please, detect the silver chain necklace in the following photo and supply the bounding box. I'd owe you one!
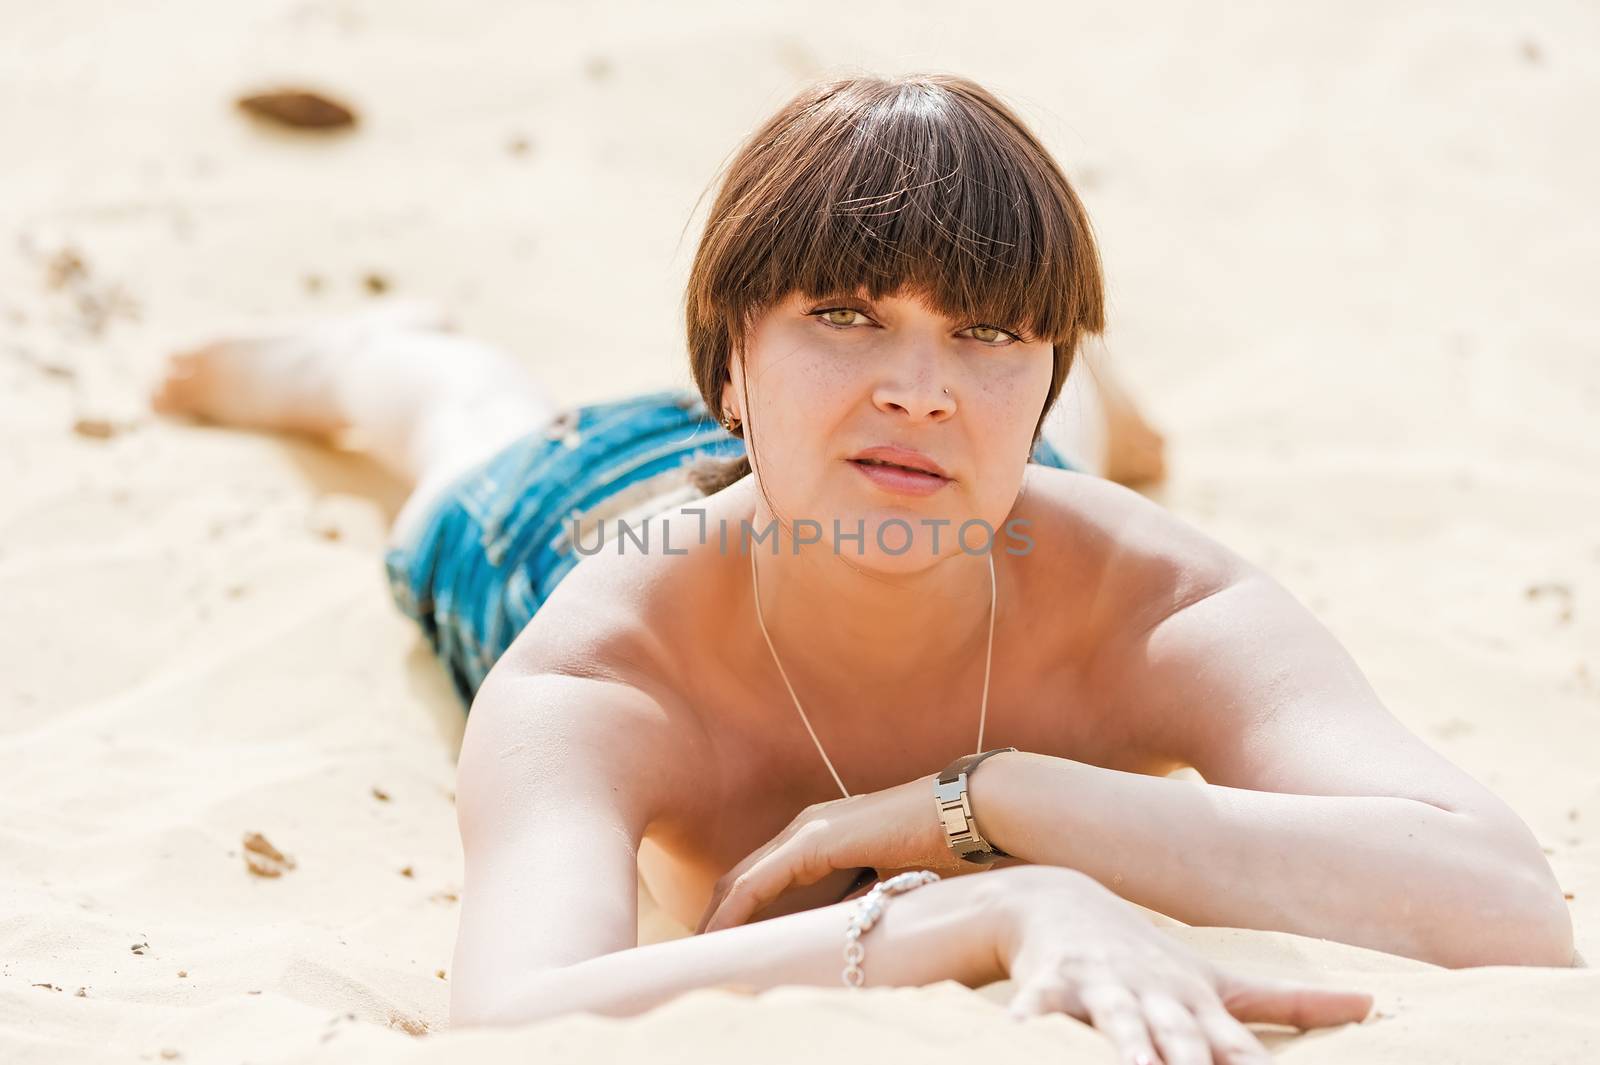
[747,511,997,798]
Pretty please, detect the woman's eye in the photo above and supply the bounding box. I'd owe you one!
[814,308,867,328]
[810,308,1019,345]
[966,324,1020,345]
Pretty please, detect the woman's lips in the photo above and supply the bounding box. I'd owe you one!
[848,459,951,496]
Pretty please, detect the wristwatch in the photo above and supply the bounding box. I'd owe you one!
[933,747,1018,864]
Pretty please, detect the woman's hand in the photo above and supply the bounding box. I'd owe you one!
[696,773,971,934]
[996,867,1375,1065]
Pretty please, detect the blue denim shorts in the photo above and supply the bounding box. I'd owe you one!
[384,386,1080,709]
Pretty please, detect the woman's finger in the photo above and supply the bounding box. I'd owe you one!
[1218,974,1374,1030]
[1193,1002,1272,1064]
[1139,992,1211,1065]
[700,862,785,934]
[1079,983,1159,1065]
[701,826,840,933]
[696,840,781,933]
[1006,976,1081,1022]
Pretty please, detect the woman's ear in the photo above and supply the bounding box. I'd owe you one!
[719,364,742,425]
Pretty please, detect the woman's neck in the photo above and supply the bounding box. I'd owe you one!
[739,507,1003,711]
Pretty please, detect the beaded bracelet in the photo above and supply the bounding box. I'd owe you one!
[841,869,942,988]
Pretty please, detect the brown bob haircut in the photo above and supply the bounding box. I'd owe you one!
[685,72,1105,497]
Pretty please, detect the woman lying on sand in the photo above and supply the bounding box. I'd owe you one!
[150,73,1572,1064]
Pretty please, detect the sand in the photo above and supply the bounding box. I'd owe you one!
[2,1,1596,1061]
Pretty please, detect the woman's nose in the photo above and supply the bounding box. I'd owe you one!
[870,347,955,420]
[873,377,954,421]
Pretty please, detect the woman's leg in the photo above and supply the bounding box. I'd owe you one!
[148,301,560,546]
[1096,357,1168,487]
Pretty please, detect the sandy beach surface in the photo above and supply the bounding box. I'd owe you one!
[3,1,1597,1061]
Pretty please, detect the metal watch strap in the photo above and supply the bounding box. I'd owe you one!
[934,746,1018,864]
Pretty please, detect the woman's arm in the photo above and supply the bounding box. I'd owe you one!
[969,750,1571,967]
[450,668,695,1022]
[971,569,1574,969]
[477,867,1007,1025]
[483,864,1375,1065]
[452,666,1000,1027]
[456,670,1370,1058]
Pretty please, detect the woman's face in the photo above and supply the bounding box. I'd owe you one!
[723,285,1054,572]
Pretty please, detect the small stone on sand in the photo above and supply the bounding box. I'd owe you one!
[236,89,358,130]
[242,832,296,877]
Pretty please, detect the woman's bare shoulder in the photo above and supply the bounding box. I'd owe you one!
[1018,466,1254,640]
[488,501,735,732]
[494,553,698,704]
[481,567,717,821]
[486,504,752,834]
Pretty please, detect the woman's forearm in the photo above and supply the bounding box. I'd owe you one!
[969,751,1572,968]
[464,868,1010,1026]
